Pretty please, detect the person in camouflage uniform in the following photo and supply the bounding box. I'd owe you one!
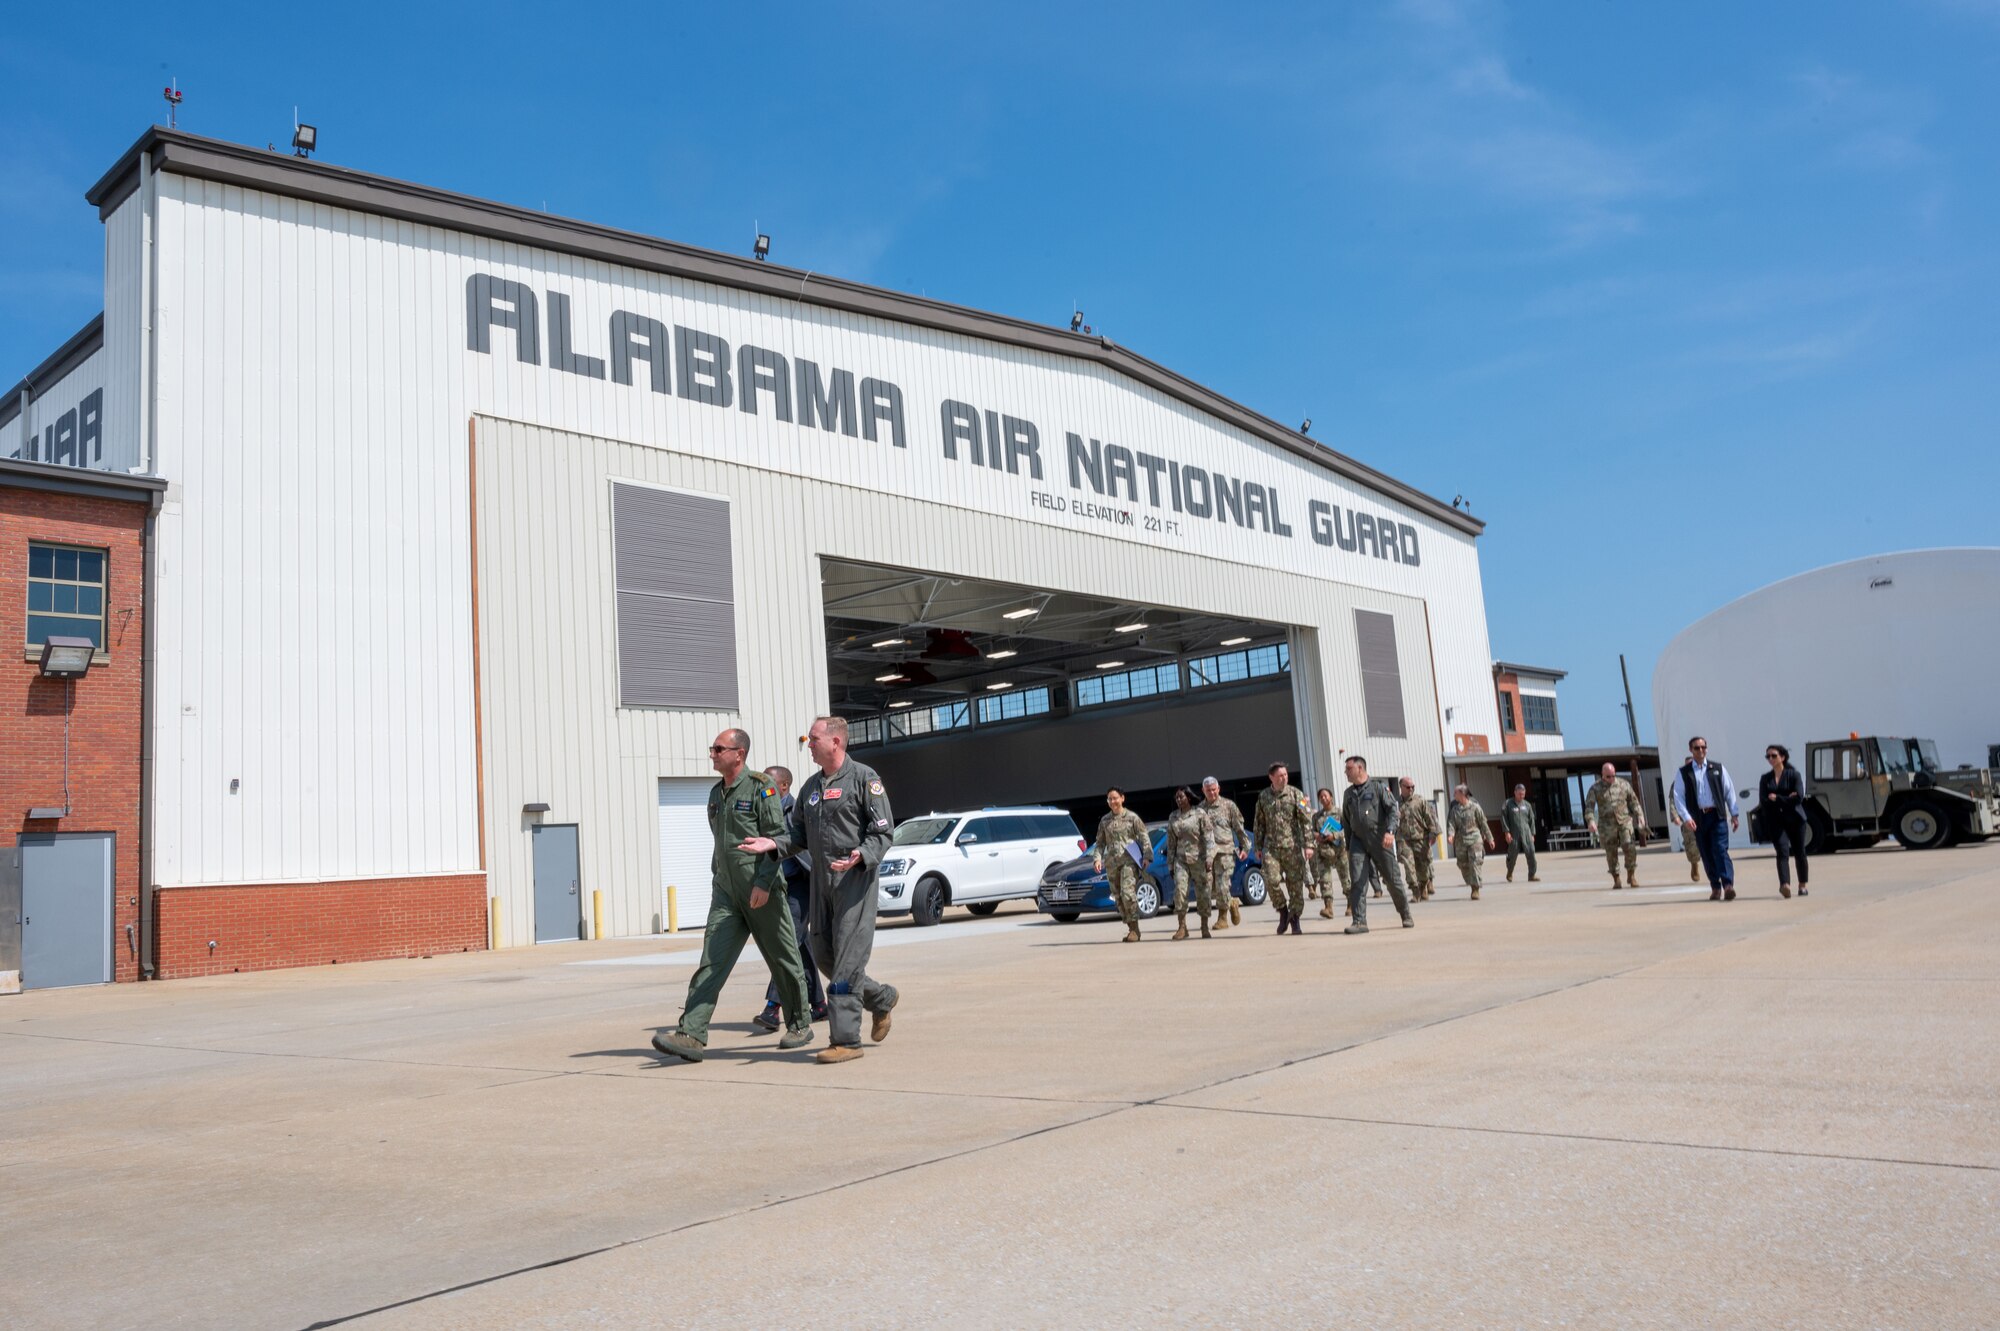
[1682,826,1703,882]
[1094,787,1152,943]
[1164,786,1214,939]
[1254,762,1315,936]
[1311,786,1351,919]
[1501,783,1540,883]
[1395,776,1440,902]
[1585,761,1648,890]
[1199,777,1251,930]
[1447,785,1497,899]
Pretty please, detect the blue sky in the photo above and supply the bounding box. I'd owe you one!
[5,1,1995,746]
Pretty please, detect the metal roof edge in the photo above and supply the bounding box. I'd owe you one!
[0,456,166,502]
[88,127,1484,537]
[1492,661,1568,681]
[0,314,107,429]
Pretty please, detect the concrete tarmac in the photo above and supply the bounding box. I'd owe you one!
[2,843,1996,1329]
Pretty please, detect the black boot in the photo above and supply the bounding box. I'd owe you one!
[1276,910,1290,935]
[1289,912,1303,935]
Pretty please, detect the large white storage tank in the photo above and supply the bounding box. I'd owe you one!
[1651,549,2000,815]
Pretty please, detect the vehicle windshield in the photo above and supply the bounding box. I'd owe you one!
[892,818,958,846]
[1914,739,1941,772]
[1874,740,1912,775]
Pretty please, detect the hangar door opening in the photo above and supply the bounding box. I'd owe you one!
[822,558,1328,918]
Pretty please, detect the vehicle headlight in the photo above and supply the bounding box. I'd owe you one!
[879,858,909,878]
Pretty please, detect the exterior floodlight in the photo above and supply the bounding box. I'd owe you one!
[522,802,551,814]
[38,636,95,679]
[1300,418,1312,433]
[1070,311,1083,332]
[1002,607,1038,620]
[984,649,1017,660]
[292,123,317,157]
[754,234,771,261]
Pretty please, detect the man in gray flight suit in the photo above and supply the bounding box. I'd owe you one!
[1340,754,1414,934]
[741,716,900,1065]
[651,729,815,1062]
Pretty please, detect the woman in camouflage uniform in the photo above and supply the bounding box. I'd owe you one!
[1312,786,1351,919]
[1094,787,1153,944]
[1164,787,1214,939]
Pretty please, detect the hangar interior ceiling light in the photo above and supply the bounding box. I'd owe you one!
[819,558,1287,719]
[985,682,1013,691]
[1220,636,1253,646]
[889,701,913,708]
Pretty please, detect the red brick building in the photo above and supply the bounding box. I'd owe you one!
[2,458,162,988]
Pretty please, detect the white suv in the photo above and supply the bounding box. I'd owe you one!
[876,808,1087,926]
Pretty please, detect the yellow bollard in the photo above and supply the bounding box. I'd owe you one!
[667,884,679,934]
[488,896,500,951]
[592,889,604,941]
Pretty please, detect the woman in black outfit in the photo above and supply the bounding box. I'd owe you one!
[1759,744,1809,898]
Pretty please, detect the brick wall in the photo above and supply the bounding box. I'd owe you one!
[2,484,147,982]
[154,873,489,978]
[1494,671,1526,754]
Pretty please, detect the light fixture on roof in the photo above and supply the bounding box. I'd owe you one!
[985,681,1013,691]
[1070,311,1084,332]
[1220,636,1252,647]
[871,638,908,648]
[1002,607,1039,620]
[291,121,317,158]
[1300,418,1312,433]
[1115,622,1146,633]
[1095,661,1126,670]
[889,700,914,709]
[984,649,1017,660]
[874,672,906,683]
[754,233,771,261]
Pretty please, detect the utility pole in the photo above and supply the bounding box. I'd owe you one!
[1619,653,1640,747]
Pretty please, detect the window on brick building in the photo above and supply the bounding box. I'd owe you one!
[1522,693,1560,734]
[27,543,108,648]
[1499,691,1516,733]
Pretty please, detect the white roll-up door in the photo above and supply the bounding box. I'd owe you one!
[658,778,714,930]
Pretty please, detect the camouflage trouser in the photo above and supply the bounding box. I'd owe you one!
[1684,834,1702,876]
[1600,825,1639,882]
[1106,858,1141,927]
[1312,840,1350,904]
[1455,841,1485,888]
[1205,852,1235,917]
[1170,860,1206,923]
[1266,849,1308,916]
[1397,838,1433,898]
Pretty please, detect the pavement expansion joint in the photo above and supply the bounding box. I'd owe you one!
[1146,1101,2000,1174]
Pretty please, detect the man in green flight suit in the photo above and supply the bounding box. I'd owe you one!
[652,729,815,1062]
[1502,783,1540,883]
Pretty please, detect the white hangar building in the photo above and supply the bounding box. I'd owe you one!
[9,127,1503,977]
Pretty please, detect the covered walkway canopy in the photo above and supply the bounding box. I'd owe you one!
[1443,746,1665,847]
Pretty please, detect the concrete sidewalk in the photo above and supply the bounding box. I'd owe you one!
[2,844,1996,1329]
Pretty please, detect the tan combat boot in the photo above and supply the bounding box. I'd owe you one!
[1212,907,1227,932]
[1470,886,1481,900]
[1629,873,1640,888]
[1319,901,1335,919]
[1230,901,1241,926]
[1124,924,1141,943]
[1610,877,1623,890]
[1172,921,1189,940]
[816,1046,864,1064]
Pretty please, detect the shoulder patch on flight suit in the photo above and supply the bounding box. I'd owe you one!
[868,780,884,796]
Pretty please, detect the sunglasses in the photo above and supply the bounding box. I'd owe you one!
[707,744,742,754]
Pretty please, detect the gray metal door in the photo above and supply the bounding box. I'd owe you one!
[20,833,113,990]
[531,825,582,943]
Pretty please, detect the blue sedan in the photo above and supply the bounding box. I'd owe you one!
[1036,822,1267,922]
